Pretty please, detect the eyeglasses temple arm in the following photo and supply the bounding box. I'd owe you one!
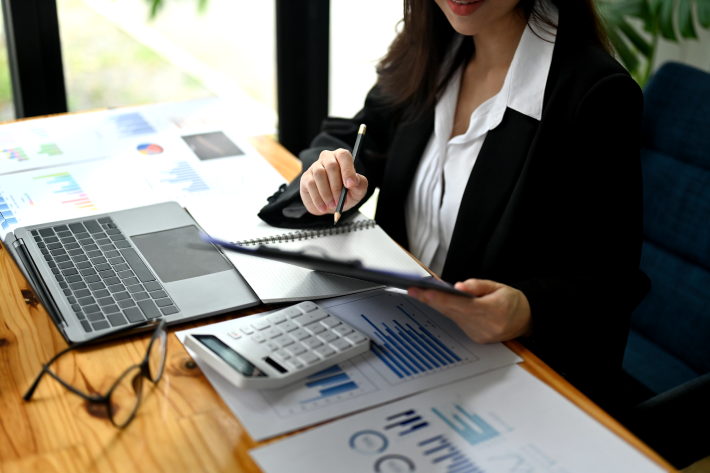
[22,342,83,401]
[23,366,48,400]
[23,319,157,401]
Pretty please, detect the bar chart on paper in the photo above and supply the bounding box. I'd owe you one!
[160,161,210,193]
[107,112,157,139]
[0,116,108,175]
[253,402,491,473]
[0,171,98,234]
[0,161,155,236]
[0,195,19,231]
[253,364,666,473]
[343,408,485,473]
[2,147,28,162]
[142,160,213,205]
[259,361,379,418]
[324,292,479,385]
[34,172,98,212]
[177,290,520,441]
[432,405,500,447]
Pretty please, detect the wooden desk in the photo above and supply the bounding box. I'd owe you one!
[0,136,674,473]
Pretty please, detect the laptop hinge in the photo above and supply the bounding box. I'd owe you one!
[12,237,68,332]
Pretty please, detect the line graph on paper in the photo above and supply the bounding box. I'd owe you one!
[327,292,479,386]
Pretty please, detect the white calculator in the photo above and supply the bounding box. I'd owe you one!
[184,301,371,389]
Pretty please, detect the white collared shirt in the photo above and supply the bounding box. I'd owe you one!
[405,8,558,277]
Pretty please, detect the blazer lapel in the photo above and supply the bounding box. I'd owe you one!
[442,108,538,283]
[376,111,435,249]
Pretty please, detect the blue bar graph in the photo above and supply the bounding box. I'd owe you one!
[300,365,361,404]
[386,410,415,420]
[308,365,342,378]
[160,161,210,193]
[33,172,97,211]
[110,112,156,138]
[0,195,17,229]
[432,405,499,447]
[417,434,483,473]
[305,372,350,388]
[361,305,462,380]
[383,409,429,436]
[2,210,18,225]
[301,382,359,403]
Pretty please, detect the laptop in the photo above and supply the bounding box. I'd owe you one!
[4,201,260,343]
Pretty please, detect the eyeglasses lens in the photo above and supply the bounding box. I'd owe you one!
[148,328,167,383]
[110,365,143,428]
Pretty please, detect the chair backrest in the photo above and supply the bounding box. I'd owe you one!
[631,62,710,376]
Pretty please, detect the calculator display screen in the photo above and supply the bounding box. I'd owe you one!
[194,335,268,378]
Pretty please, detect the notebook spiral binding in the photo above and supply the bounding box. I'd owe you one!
[233,220,377,246]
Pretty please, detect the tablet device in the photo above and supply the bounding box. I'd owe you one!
[204,236,475,298]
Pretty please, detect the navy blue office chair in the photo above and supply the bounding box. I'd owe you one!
[620,62,710,468]
[622,62,710,395]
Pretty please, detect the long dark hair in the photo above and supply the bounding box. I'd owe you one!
[376,0,611,116]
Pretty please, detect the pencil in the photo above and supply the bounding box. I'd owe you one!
[334,124,366,225]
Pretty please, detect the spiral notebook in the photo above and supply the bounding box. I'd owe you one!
[221,219,431,303]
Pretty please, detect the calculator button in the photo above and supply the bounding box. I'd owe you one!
[286,359,304,371]
[251,334,266,343]
[293,309,329,326]
[240,326,254,335]
[274,335,294,347]
[264,341,279,352]
[321,316,341,329]
[305,323,326,335]
[251,319,270,331]
[302,338,323,350]
[297,301,318,313]
[298,352,320,365]
[267,312,287,324]
[318,331,338,343]
[290,329,310,341]
[314,346,336,358]
[331,338,352,351]
[279,321,298,332]
[282,307,302,318]
[333,325,354,337]
[345,333,368,344]
[228,331,241,340]
[286,344,307,356]
[264,327,283,339]
[273,350,291,363]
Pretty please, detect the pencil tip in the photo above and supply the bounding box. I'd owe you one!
[334,212,341,224]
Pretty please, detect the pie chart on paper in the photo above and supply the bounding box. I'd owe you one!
[137,143,164,155]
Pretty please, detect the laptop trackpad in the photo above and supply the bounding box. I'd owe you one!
[131,225,232,283]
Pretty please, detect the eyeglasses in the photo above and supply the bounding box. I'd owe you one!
[23,319,168,428]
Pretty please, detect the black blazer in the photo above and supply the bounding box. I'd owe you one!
[259,8,649,406]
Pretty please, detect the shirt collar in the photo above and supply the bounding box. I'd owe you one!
[506,3,558,121]
[437,3,558,144]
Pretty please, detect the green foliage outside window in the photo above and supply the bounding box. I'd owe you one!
[601,0,710,86]
[144,0,710,88]
[146,0,209,18]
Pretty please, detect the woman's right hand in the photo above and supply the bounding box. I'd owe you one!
[300,149,369,216]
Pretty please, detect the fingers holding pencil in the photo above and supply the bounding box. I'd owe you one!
[334,124,367,224]
[300,149,369,216]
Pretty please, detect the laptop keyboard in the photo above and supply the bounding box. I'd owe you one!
[30,217,180,334]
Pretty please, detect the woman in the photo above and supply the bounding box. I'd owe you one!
[259,0,648,407]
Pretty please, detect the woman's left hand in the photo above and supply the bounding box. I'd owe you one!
[408,279,532,344]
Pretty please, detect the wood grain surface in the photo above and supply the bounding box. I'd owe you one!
[0,134,674,472]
